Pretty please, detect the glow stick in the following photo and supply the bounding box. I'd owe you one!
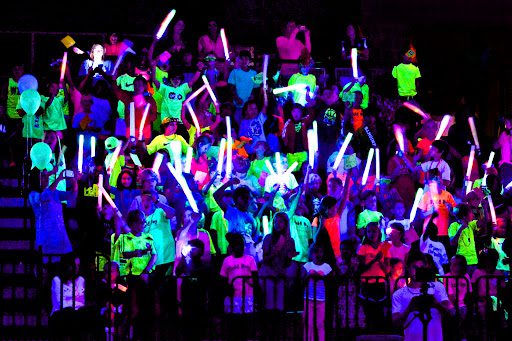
[183,84,207,105]
[351,48,358,78]
[393,124,405,154]
[403,101,429,119]
[264,159,277,176]
[97,174,103,208]
[107,143,122,175]
[361,148,375,186]
[435,114,451,140]
[138,103,150,141]
[465,181,473,195]
[219,28,230,61]
[112,53,125,77]
[169,140,182,174]
[201,75,219,108]
[332,132,353,170]
[375,148,380,182]
[262,216,270,236]
[99,186,122,217]
[272,84,307,95]
[505,180,512,190]
[87,136,95,159]
[226,116,232,141]
[275,152,284,175]
[129,102,135,139]
[184,147,193,173]
[226,137,233,177]
[166,162,199,213]
[486,151,495,168]
[283,161,298,176]
[59,52,67,85]
[130,153,142,167]
[312,120,318,152]
[409,188,424,222]
[78,134,84,173]
[488,195,497,225]
[217,138,226,173]
[468,117,480,150]
[262,54,269,90]
[185,102,201,137]
[58,145,67,168]
[152,152,164,181]
[466,145,475,179]
[155,9,176,40]
[307,129,315,168]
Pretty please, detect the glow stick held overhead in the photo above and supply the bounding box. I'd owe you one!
[375,148,380,182]
[465,181,473,195]
[185,102,201,137]
[307,129,315,168]
[275,152,284,175]
[466,145,475,179]
[486,151,495,169]
[262,54,269,90]
[262,216,270,236]
[409,188,424,222]
[435,115,452,140]
[183,84,207,105]
[138,103,150,141]
[312,121,318,152]
[184,147,193,173]
[107,143,122,175]
[332,132,353,170]
[393,124,405,154]
[99,186,122,218]
[129,102,135,139]
[351,48,358,78]
[201,75,219,108]
[488,195,497,225]
[226,117,232,141]
[166,162,199,213]
[225,138,233,178]
[59,52,67,86]
[97,174,103,209]
[264,159,277,176]
[361,148,375,186]
[217,138,226,174]
[219,28,230,61]
[90,136,96,158]
[78,134,84,173]
[468,117,480,150]
[402,101,429,120]
[155,9,176,40]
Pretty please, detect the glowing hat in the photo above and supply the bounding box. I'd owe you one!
[105,136,120,150]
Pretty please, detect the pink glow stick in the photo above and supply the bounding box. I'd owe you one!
[155,9,177,40]
[467,117,480,150]
[59,52,67,86]
[403,101,429,119]
[435,115,452,140]
[185,102,201,137]
[97,174,103,209]
[393,124,405,154]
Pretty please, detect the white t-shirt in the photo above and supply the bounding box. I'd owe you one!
[419,238,449,275]
[51,276,85,315]
[392,281,449,341]
[420,159,451,183]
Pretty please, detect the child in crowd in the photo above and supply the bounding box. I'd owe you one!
[386,200,418,246]
[389,257,406,295]
[356,190,385,241]
[420,214,449,275]
[385,222,410,264]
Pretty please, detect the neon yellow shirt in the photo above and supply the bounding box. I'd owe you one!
[7,78,21,119]
[448,220,478,265]
[112,232,156,276]
[391,63,421,97]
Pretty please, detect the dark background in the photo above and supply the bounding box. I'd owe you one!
[1,0,511,137]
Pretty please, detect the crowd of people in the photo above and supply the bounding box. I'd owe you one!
[1,15,512,341]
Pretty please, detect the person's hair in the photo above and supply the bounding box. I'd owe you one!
[226,232,244,257]
[320,195,338,211]
[390,257,404,269]
[307,173,321,185]
[194,134,213,151]
[406,251,428,269]
[188,238,205,255]
[126,209,145,227]
[58,253,80,283]
[89,44,105,60]
[138,168,158,187]
[116,169,137,190]
[426,168,441,182]
[241,99,259,118]
[233,185,252,204]
[423,214,439,242]
[454,202,472,221]
[359,190,376,203]
[431,139,448,156]
[477,248,499,271]
[328,176,344,188]
[389,222,406,244]
[271,212,291,243]
[309,243,324,261]
[450,254,468,274]
[238,49,251,59]
[362,222,382,245]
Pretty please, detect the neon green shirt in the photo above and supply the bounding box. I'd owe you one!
[144,208,176,265]
[448,220,478,265]
[146,134,190,160]
[7,78,21,119]
[356,209,384,230]
[288,73,316,106]
[41,95,67,131]
[391,63,421,97]
[210,210,228,255]
[158,82,191,122]
[112,232,156,276]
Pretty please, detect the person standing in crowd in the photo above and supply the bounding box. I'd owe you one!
[276,20,312,84]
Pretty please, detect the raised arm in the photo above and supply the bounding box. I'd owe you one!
[213,177,240,212]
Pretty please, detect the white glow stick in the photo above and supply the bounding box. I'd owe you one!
[138,103,150,141]
[166,162,199,213]
[465,180,473,195]
[361,148,375,186]
[409,187,424,222]
[90,136,96,158]
[226,137,233,177]
[226,116,232,142]
[264,159,277,176]
[351,48,358,78]
[112,53,126,77]
[272,84,307,95]
[488,195,497,225]
[275,152,284,175]
[332,132,353,170]
[155,9,177,40]
[486,151,495,168]
[262,216,270,236]
[393,124,405,154]
[169,140,182,174]
[97,174,103,208]
[505,180,512,190]
[217,138,226,173]
[184,147,193,173]
[183,84,207,105]
[152,152,164,181]
[219,28,230,61]
[201,75,219,108]
[466,145,475,179]
[403,101,429,119]
[185,102,201,137]
[129,102,135,139]
[58,145,67,168]
[468,117,480,150]
[107,143,122,175]
[307,129,315,168]
[375,148,380,182]
[284,161,298,176]
[99,186,122,217]
[262,54,269,90]
[312,121,318,152]
[59,52,67,85]
[435,115,452,140]
[78,134,84,173]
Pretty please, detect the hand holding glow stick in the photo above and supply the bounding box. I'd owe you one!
[99,186,122,217]
[435,115,452,140]
[155,9,177,40]
[185,102,201,137]
[184,147,193,173]
[403,101,429,120]
[220,28,230,61]
[97,174,103,209]
[217,138,226,173]
[409,188,424,222]
[201,75,219,109]
[332,132,353,170]
[59,52,67,86]
[138,103,150,141]
[166,162,199,213]
[361,148,375,186]
[351,48,358,78]
[467,117,480,150]
[78,134,84,173]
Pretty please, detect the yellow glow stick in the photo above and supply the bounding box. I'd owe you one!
[409,188,424,222]
[184,147,193,173]
[166,162,199,213]
[217,138,226,173]
[99,186,122,217]
[59,52,67,85]
[185,102,201,137]
[332,132,353,170]
[97,174,103,208]
[155,9,177,40]
[351,48,358,78]
[403,101,429,119]
[107,143,122,175]
[220,28,230,61]
[435,114,452,140]
[361,148,375,186]
[138,103,150,141]
[90,136,96,158]
[467,117,480,150]
[78,134,84,173]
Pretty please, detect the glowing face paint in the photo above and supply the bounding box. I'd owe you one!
[435,114,452,140]
[332,132,353,170]
[155,9,177,40]
[90,136,96,158]
[403,101,429,119]
[361,148,375,186]
[217,138,226,174]
[351,48,358,78]
[138,103,150,141]
[220,28,230,61]
[467,116,480,150]
[78,134,84,173]
[185,102,201,137]
[59,52,67,85]
[409,188,424,222]
[184,146,193,173]
[129,102,135,139]
[97,174,103,208]
[166,162,199,213]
